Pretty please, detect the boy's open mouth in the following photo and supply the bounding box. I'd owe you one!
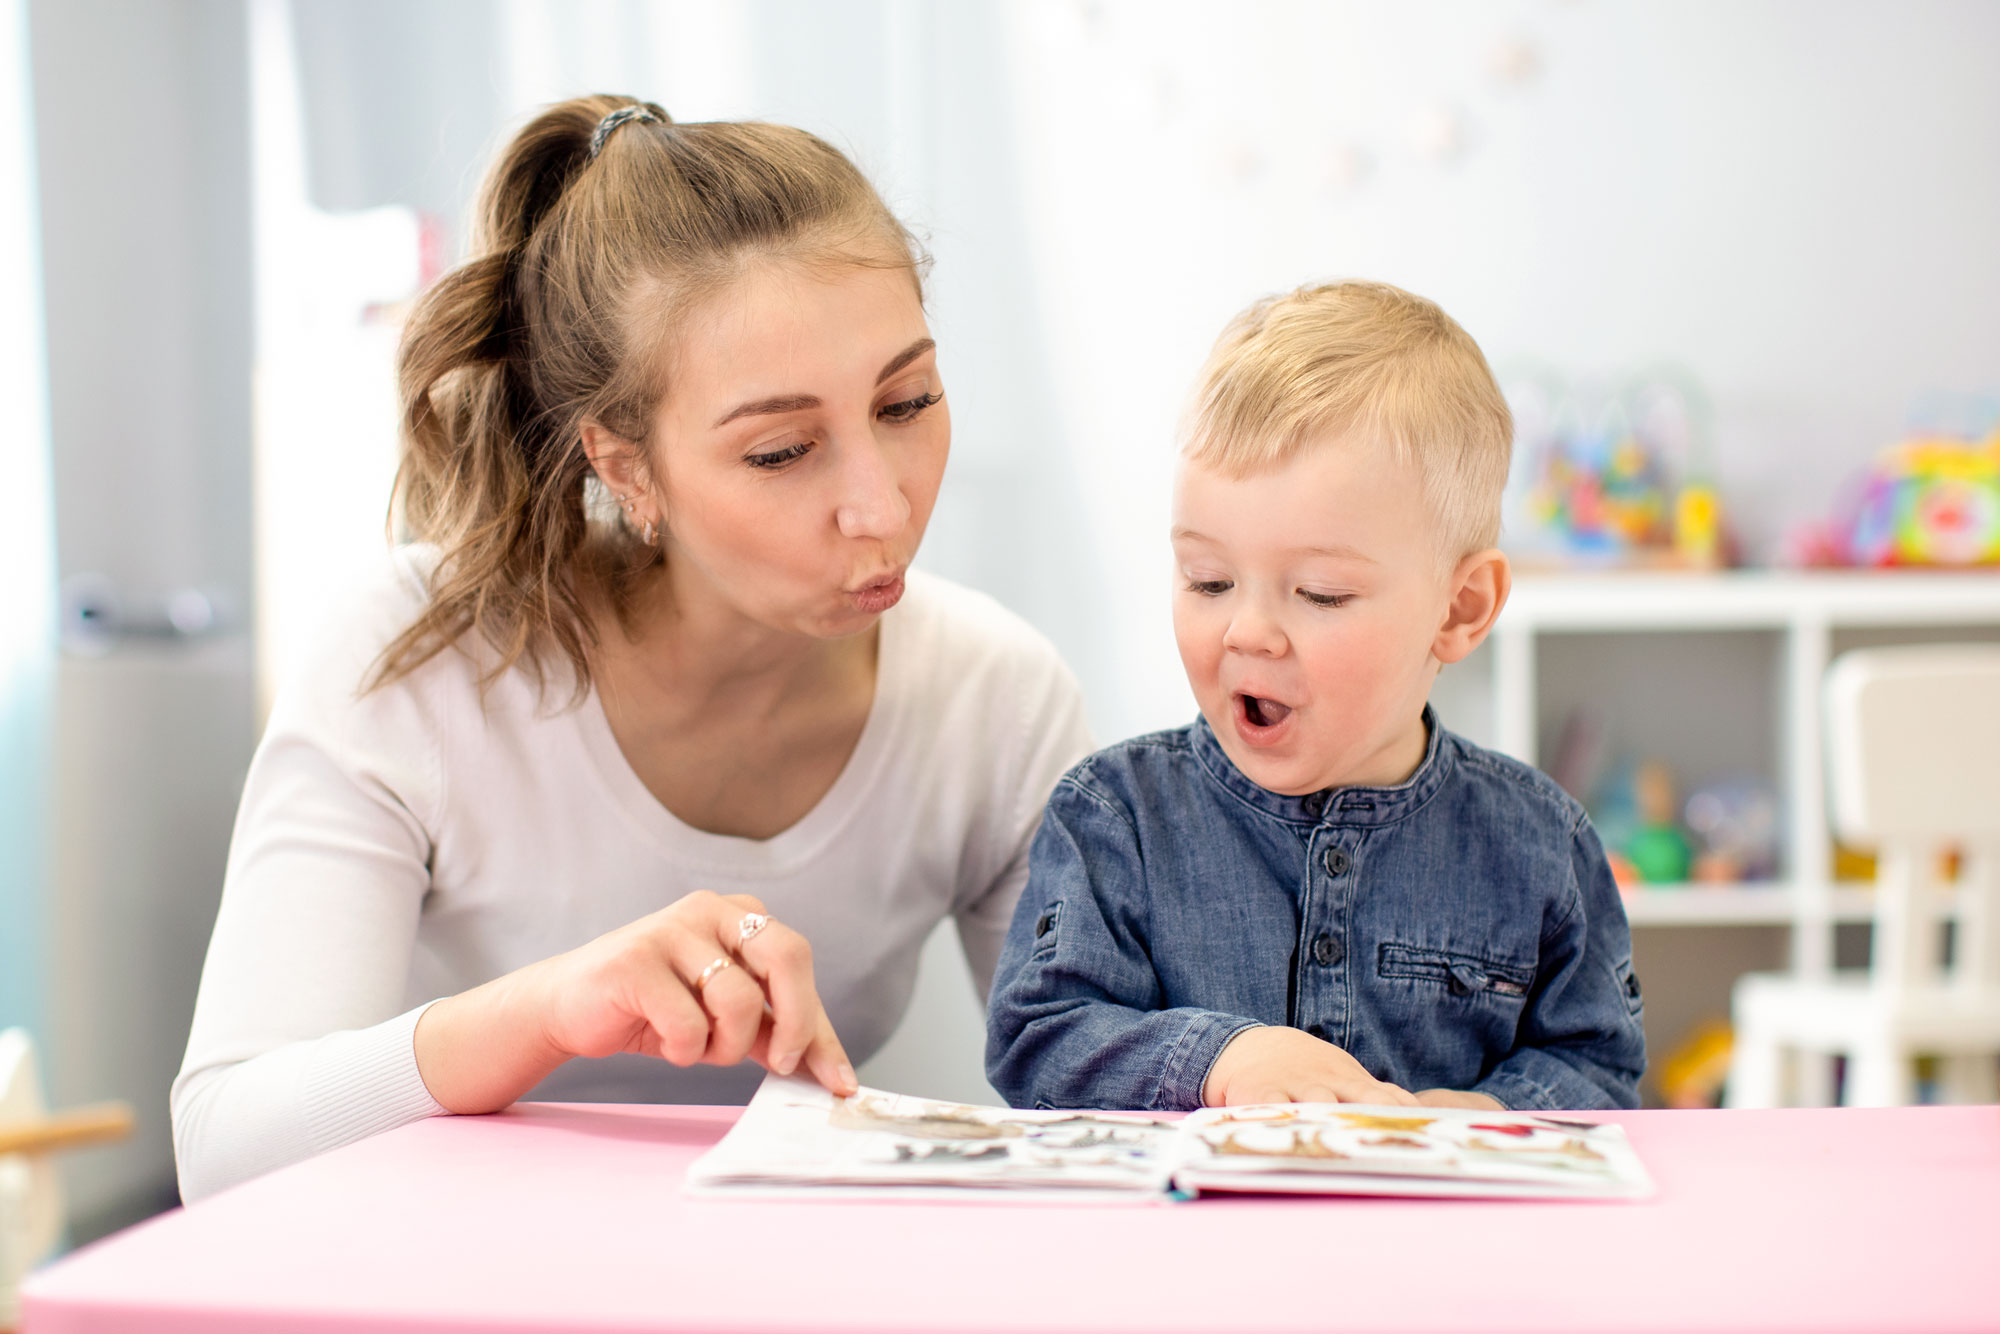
[1237,693,1294,729]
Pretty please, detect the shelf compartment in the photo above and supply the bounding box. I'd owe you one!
[1622,884,1876,927]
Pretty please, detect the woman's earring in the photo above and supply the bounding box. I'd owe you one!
[617,493,657,545]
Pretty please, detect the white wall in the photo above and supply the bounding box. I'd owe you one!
[1001,0,2000,742]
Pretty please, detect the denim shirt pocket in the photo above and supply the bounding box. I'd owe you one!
[1615,956,1643,1016]
[1029,900,1062,957]
[1377,942,1534,1001]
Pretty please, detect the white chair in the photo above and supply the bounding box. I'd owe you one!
[1729,645,2000,1108]
[0,1030,131,1332]
[0,1029,65,1333]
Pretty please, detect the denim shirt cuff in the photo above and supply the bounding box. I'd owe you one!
[1161,1013,1266,1109]
[1470,1068,1564,1113]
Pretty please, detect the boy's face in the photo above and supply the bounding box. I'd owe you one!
[1171,435,1453,795]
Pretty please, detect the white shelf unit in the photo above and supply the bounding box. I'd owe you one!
[1475,570,2000,957]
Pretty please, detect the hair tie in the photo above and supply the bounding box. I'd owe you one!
[589,105,662,160]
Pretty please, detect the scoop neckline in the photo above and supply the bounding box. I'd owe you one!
[573,599,910,873]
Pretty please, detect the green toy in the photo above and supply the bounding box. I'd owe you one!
[1626,762,1692,884]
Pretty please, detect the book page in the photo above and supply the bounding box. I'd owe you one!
[685,1075,1181,1198]
[1175,1102,1654,1199]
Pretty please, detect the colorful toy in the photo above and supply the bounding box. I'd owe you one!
[1625,761,1693,883]
[1605,848,1642,893]
[1831,840,1879,883]
[1506,372,1733,568]
[1586,758,1699,886]
[1656,1020,1735,1109]
[1790,430,2000,568]
[1683,778,1780,882]
[1525,428,1672,555]
[1583,760,1641,861]
[1672,480,1725,567]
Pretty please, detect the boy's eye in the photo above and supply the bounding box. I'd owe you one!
[878,390,942,422]
[1185,579,1233,596]
[746,441,813,469]
[1299,590,1352,608]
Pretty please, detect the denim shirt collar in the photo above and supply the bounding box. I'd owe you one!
[1189,703,1453,829]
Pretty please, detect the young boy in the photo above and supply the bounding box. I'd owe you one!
[986,281,1645,1113]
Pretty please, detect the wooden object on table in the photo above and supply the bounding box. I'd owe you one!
[0,1103,136,1159]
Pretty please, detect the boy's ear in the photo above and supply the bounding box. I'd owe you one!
[1433,547,1511,665]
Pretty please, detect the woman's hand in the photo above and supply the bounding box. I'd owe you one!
[539,891,853,1086]
[415,891,856,1114]
[1201,1026,1419,1108]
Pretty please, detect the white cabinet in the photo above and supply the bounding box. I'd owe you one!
[1430,570,2000,1091]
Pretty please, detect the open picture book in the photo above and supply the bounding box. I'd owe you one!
[685,1075,1655,1202]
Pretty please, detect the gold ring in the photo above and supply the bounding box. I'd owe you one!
[694,955,734,991]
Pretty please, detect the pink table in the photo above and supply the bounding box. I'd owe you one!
[21,1102,2000,1333]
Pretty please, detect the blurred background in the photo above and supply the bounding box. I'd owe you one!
[2,0,1997,1243]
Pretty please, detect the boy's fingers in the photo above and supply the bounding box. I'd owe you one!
[1374,1082,1420,1107]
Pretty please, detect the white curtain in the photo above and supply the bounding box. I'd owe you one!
[0,0,56,1034]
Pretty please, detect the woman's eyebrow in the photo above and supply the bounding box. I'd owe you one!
[876,337,935,385]
[713,393,818,427]
[711,338,937,428]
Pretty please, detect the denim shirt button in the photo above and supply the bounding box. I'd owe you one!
[1301,791,1328,819]
[1310,932,1344,967]
[1322,846,1350,877]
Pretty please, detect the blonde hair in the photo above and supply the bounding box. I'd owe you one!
[376,95,924,700]
[1181,280,1512,561]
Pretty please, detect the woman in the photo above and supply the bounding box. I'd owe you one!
[171,96,1091,1201]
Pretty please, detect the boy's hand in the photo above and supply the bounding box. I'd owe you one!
[1202,1026,1419,1107]
[1414,1088,1505,1111]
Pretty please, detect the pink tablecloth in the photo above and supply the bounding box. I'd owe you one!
[22,1101,2000,1333]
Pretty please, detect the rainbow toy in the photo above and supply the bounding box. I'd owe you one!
[1842,433,2000,567]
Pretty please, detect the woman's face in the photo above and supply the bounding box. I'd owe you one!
[639,257,949,639]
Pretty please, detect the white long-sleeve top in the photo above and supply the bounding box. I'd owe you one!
[171,549,1092,1202]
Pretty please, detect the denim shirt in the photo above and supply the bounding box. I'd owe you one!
[985,708,1646,1113]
